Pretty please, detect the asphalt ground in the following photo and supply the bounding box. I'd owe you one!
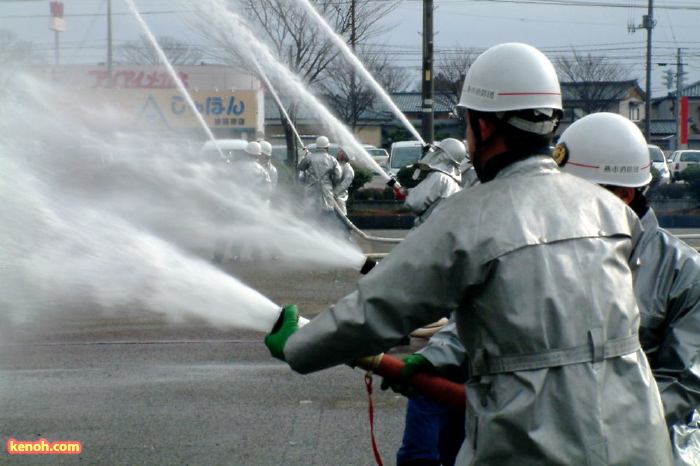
[0,229,416,466]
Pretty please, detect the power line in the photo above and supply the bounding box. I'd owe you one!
[0,9,196,19]
[408,0,700,9]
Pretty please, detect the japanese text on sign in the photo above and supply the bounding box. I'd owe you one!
[89,70,189,89]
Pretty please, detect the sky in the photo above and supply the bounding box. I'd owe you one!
[0,0,698,99]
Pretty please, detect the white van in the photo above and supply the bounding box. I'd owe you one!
[387,141,424,177]
[200,139,248,163]
[363,144,389,169]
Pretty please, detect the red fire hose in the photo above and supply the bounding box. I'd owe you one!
[353,353,466,410]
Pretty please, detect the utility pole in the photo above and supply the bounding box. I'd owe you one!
[107,0,114,88]
[350,0,357,132]
[421,0,434,144]
[643,0,654,142]
[674,48,687,150]
[630,1,655,141]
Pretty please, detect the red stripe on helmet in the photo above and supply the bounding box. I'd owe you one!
[498,92,561,96]
[566,161,599,169]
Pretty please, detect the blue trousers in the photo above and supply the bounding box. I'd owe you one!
[396,394,465,466]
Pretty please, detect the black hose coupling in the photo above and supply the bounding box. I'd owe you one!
[360,257,377,275]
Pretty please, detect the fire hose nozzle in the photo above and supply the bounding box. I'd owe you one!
[360,257,377,275]
[387,178,407,200]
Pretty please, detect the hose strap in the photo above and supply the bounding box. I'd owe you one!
[364,373,384,466]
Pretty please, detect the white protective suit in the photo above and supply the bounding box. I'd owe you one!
[297,149,341,213]
[285,155,672,464]
[404,148,462,227]
[333,160,354,215]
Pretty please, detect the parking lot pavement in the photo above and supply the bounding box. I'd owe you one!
[0,229,423,465]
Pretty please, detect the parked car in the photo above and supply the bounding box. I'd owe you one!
[200,139,248,163]
[387,140,424,177]
[361,144,389,173]
[362,144,389,164]
[668,149,700,182]
[648,144,670,185]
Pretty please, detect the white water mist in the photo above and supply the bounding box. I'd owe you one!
[0,70,366,333]
[193,0,387,177]
[293,0,425,146]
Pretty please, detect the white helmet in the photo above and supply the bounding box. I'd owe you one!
[259,141,272,157]
[244,141,262,157]
[458,43,562,135]
[436,138,466,165]
[558,112,652,188]
[316,136,330,149]
[418,138,465,178]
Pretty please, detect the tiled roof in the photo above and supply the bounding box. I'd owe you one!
[652,80,700,103]
[560,80,643,102]
[649,119,678,135]
[667,80,700,99]
[372,92,456,114]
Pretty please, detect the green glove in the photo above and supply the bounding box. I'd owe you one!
[264,305,300,362]
[380,353,436,398]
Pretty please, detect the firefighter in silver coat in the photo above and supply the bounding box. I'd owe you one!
[409,112,700,465]
[404,138,465,227]
[297,136,341,215]
[333,149,354,216]
[560,112,700,465]
[265,43,672,464]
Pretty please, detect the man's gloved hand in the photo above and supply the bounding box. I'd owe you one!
[264,304,300,362]
[380,353,436,398]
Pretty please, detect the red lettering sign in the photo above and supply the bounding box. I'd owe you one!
[50,2,64,19]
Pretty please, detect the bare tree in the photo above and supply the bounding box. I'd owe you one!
[435,47,479,104]
[318,46,411,129]
[0,29,43,67]
[198,0,401,165]
[433,47,479,133]
[117,35,203,66]
[555,50,631,115]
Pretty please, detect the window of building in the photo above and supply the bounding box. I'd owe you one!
[629,104,641,122]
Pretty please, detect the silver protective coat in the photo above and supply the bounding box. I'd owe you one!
[405,170,461,227]
[333,161,354,215]
[419,207,700,465]
[285,156,672,464]
[297,150,341,212]
[636,209,700,465]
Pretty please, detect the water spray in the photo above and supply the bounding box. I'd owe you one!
[292,0,426,199]
[292,0,426,148]
[253,61,307,154]
[194,1,386,178]
[123,0,225,161]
